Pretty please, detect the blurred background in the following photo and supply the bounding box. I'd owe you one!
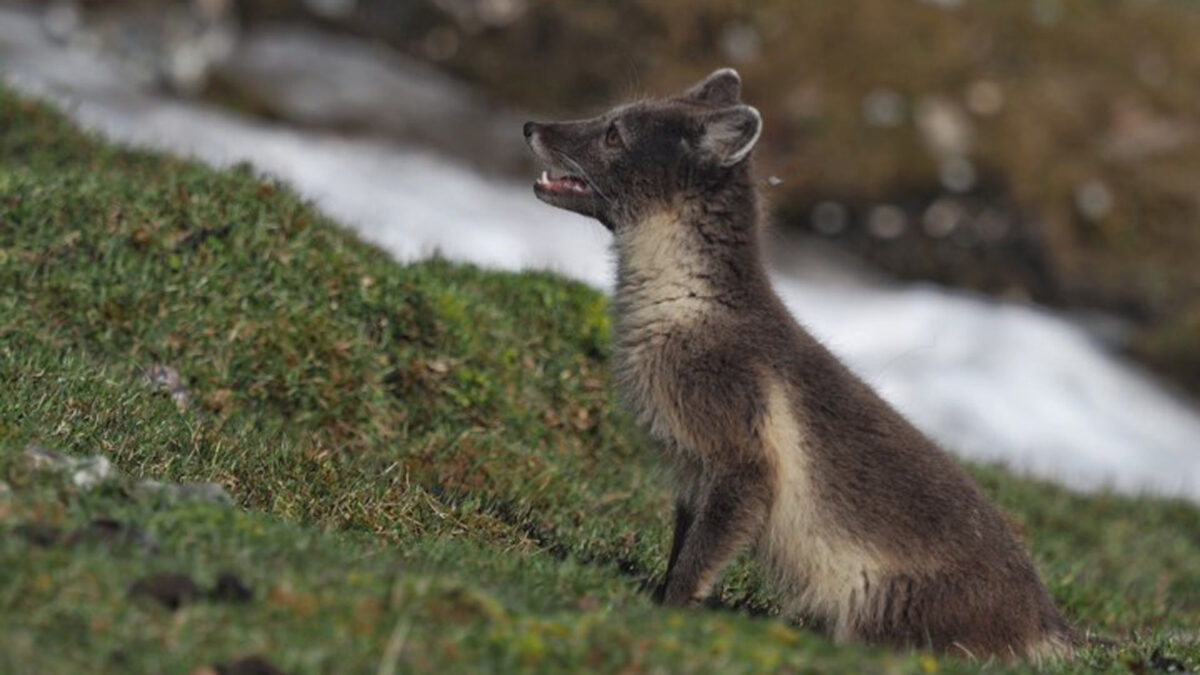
[2,0,1198,497]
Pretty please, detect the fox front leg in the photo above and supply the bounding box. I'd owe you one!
[660,460,771,607]
[656,499,695,603]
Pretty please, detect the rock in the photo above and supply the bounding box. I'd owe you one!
[129,572,202,610]
[24,445,70,471]
[137,480,232,505]
[145,363,190,410]
[0,481,11,500]
[71,456,114,489]
[24,445,117,490]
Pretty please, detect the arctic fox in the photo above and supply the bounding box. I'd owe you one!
[524,68,1077,661]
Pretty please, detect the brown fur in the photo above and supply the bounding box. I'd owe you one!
[525,68,1078,661]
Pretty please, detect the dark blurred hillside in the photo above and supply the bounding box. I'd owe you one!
[39,0,1200,394]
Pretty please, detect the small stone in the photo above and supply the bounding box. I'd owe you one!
[129,572,202,610]
[71,456,114,490]
[145,363,190,410]
[210,572,253,603]
[24,446,118,490]
[0,481,11,500]
[138,480,232,505]
[24,445,69,471]
[215,655,285,675]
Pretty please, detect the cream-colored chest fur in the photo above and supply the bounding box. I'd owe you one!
[611,213,714,453]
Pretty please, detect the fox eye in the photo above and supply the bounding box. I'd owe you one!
[605,122,623,148]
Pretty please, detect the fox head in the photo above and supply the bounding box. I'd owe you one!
[523,68,762,231]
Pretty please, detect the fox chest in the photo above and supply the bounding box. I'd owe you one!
[610,306,707,453]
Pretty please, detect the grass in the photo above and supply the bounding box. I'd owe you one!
[0,88,1197,673]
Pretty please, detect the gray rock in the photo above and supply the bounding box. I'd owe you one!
[138,480,232,505]
[24,444,70,470]
[144,363,190,410]
[24,445,117,490]
[71,456,114,489]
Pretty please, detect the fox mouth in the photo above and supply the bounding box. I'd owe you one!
[525,125,605,222]
[534,169,594,197]
[530,163,602,221]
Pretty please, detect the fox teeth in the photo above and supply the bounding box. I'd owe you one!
[540,170,549,184]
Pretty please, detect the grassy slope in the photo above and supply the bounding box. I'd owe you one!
[0,90,1196,674]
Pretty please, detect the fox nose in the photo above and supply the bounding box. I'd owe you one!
[523,121,536,139]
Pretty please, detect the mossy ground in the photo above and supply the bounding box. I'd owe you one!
[0,90,1196,673]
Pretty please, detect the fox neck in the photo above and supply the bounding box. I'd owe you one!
[612,177,767,327]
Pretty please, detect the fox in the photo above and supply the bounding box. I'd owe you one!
[523,68,1078,661]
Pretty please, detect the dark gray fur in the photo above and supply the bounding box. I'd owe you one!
[524,68,1077,661]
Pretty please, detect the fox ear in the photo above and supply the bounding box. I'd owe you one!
[698,105,762,166]
[681,68,742,106]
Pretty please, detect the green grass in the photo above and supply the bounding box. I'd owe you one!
[0,89,1196,674]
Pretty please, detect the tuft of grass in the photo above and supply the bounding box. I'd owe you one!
[0,88,1197,673]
